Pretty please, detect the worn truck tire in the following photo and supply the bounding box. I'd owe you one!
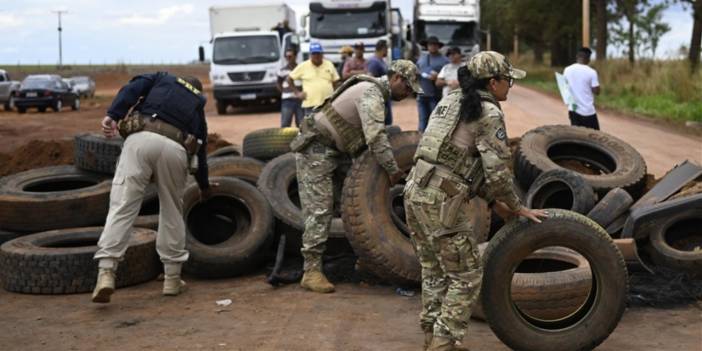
[243,128,299,161]
[515,125,647,196]
[74,133,124,174]
[183,177,274,278]
[208,156,265,185]
[645,208,702,274]
[481,209,627,351]
[208,144,242,158]
[0,227,159,294]
[257,153,347,238]
[587,188,634,229]
[0,166,111,232]
[472,244,592,321]
[526,169,597,214]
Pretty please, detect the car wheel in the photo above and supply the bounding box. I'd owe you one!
[52,99,62,112]
[72,97,80,111]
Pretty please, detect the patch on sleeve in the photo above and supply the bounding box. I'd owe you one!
[495,128,506,141]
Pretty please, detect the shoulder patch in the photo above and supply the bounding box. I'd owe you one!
[495,128,506,141]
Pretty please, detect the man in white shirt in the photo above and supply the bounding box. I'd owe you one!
[436,47,463,97]
[563,47,601,130]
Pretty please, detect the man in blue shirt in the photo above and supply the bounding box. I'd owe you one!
[416,36,449,132]
[367,40,393,125]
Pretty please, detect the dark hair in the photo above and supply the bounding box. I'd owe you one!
[182,76,203,92]
[457,66,491,122]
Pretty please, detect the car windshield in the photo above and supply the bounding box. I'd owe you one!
[310,9,386,39]
[416,21,478,47]
[21,78,54,90]
[213,36,280,65]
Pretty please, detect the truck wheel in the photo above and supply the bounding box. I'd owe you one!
[515,125,647,196]
[73,133,124,174]
[242,128,299,161]
[482,209,627,351]
[52,99,62,112]
[646,208,702,274]
[216,100,227,115]
[0,165,112,232]
[4,95,15,111]
[183,177,274,278]
[525,169,596,214]
[0,227,159,294]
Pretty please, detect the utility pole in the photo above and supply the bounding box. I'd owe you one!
[582,0,590,48]
[52,10,67,69]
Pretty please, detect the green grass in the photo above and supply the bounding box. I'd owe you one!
[514,58,702,123]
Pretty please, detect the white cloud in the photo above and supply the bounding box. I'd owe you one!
[0,14,25,27]
[117,4,193,25]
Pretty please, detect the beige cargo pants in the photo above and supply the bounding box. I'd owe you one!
[94,131,189,275]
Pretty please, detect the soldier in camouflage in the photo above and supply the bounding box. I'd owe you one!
[403,51,549,351]
[291,59,423,293]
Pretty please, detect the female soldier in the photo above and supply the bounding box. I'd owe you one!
[403,51,548,351]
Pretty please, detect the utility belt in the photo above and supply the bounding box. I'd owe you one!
[408,158,483,229]
[117,111,202,173]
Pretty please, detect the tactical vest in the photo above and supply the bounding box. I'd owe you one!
[414,90,500,178]
[319,75,390,155]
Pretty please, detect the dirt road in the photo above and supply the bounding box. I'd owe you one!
[1,78,701,350]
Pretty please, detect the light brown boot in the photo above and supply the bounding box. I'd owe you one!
[423,332,433,351]
[163,275,187,296]
[91,268,116,303]
[427,336,463,351]
[300,270,335,293]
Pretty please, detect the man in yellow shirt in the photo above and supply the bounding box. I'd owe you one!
[287,42,340,115]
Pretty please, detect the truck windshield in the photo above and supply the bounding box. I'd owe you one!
[213,36,280,65]
[416,21,477,47]
[310,9,386,39]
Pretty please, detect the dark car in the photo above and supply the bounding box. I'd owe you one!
[14,74,80,113]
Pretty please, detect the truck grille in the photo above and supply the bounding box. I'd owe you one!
[228,71,265,82]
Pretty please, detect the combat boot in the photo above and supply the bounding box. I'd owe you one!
[163,263,186,296]
[91,268,116,303]
[300,270,335,293]
[428,336,471,351]
[423,332,433,351]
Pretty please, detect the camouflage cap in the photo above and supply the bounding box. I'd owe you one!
[467,51,526,80]
[390,59,423,94]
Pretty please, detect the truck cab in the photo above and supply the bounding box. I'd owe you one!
[413,0,480,58]
[0,69,21,111]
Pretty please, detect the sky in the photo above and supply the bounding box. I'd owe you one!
[0,0,694,65]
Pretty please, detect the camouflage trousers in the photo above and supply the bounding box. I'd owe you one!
[404,183,483,341]
[295,140,344,272]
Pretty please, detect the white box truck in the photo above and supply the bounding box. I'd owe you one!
[412,0,480,58]
[300,1,403,64]
[205,2,298,114]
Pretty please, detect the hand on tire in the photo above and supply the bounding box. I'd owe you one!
[101,116,117,138]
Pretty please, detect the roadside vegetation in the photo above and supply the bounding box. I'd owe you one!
[516,57,702,122]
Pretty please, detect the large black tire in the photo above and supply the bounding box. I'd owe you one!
[242,128,299,161]
[525,169,596,214]
[208,144,242,158]
[257,153,346,238]
[482,209,627,351]
[645,208,702,274]
[183,177,274,278]
[515,125,647,196]
[0,227,160,294]
[0,166,111,232]
[208,156,265,185]
[473,244,592,321]
[73,133,124,174]
[342,132,490,285]
[587,187,634,229]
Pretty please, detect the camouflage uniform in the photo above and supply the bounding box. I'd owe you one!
[293,60,422,272]
[403,51,525,343]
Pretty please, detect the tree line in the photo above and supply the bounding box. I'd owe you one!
[480,0,701,70]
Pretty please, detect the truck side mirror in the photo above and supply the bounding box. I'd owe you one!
[198,46,205,62]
